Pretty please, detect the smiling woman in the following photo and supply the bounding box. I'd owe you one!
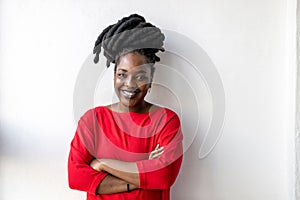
[113,53,153,113]
[68,13,183,200]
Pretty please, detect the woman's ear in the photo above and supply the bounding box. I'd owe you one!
[148,79,152,89]
[148,86,151,93]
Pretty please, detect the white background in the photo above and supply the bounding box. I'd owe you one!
[0,0,297,200]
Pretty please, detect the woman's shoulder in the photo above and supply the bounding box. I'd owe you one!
[90,103,179,119]
[92,105,116,117]
[147,103,179,115]
[149,105,181,124]
[94,102,163,114]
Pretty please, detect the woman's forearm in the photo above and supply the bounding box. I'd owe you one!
[97,174,138,194]
[100,159,140,187]
[91,158,140,187]
[90,146,164,188]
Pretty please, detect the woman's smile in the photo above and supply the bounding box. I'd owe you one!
[120,89,140,99]
[113,52,152,112]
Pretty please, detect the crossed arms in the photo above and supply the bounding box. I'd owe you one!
[89,144,164,194]
[68,110,183,196]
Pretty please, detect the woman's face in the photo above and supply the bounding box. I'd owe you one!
[114,52,152,110]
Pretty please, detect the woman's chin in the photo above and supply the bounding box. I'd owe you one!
[118,99,137,108]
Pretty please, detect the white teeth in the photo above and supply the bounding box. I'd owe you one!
[124,91,134,95]
[121,90,137,98]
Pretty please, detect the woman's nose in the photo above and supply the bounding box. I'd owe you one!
[124,76,137,88]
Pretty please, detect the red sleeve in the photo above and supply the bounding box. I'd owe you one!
[136,110,183,190]
[68,109,108,194]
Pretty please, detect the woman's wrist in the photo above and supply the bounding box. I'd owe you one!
[127,183,138,191]
[90,159,105,171]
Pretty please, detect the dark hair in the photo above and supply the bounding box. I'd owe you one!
[93,13,165,75]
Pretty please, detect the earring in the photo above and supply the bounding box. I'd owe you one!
[148,88,151,93]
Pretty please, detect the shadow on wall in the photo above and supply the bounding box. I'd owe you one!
[74,29,226,160]
[73,30,225,199]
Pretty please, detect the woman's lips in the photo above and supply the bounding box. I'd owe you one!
[120,89,139,99]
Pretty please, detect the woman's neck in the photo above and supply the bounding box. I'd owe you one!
[114,101,151,113]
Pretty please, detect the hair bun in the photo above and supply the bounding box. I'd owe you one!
[93,13,165,67]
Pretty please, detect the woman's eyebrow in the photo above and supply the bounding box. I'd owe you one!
[135,70,147,74]
[117,68,127,72]
[117,68,148,74]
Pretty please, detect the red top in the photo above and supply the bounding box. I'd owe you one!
[68,106,183,200]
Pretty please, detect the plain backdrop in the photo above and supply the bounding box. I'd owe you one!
[0,0,297,200]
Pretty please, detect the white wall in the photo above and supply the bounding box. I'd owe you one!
[296,0,300,199]
[0,0,296,200]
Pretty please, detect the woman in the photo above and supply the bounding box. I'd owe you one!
[68,14,183,200]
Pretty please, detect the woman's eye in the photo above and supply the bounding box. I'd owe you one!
[136,75,148,81]
[117,73,126,78]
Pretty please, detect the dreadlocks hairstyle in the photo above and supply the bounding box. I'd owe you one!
[93,14,165,72]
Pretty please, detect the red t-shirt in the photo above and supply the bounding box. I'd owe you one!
[68,106,183,200]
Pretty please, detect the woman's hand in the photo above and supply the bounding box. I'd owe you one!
[148,144,164,160]
[90,159,104,171]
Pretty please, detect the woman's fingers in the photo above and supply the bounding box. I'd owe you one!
[150,153,162,159]
[152,147,164,154]
[148,146,164,160]
[151,148,164,157]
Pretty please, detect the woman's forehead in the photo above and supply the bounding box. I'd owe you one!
[118,52,148,64]
[117,53,152,72]
[116,64,151,73]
